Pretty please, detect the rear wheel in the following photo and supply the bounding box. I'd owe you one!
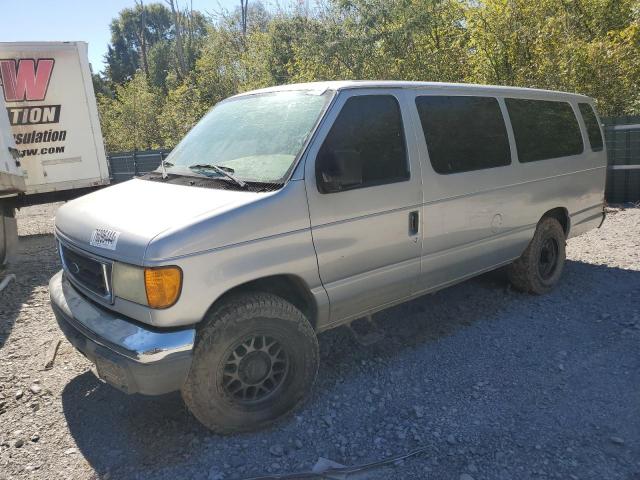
[181,292,319,434]
[508,217,566,294]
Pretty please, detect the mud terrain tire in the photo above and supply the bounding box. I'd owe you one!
[181,292,319,434]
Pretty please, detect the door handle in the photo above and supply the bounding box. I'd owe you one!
[409,211,419,236]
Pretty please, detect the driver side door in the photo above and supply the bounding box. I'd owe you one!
[304,90,423,325]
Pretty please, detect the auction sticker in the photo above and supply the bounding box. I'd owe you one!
[90,228,120,250]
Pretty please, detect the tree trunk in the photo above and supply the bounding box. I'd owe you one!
[240,0,248,37]
[166,0,187,78]
[136,0,150,78]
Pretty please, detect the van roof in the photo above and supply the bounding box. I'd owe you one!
[236,80,593,101]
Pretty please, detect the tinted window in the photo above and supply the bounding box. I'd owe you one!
[505,98,583,162]
[415,96,511,174]
[316,95,408,193]
[578,103,603,151]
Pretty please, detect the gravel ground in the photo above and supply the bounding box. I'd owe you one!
[1,202,639,480]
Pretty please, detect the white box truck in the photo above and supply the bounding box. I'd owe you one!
[0,92,24,267]
[0,41,110,206]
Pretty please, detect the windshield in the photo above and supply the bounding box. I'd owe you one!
[164,90,332,184]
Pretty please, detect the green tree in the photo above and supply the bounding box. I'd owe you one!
[104,3,173,84]
[192,26,245,106]
[466,0,640,115]
[97,0,640,152]
[98,72,164,151]
[159,79,208,146]
[239,15,310,89]
[288,0,469,82]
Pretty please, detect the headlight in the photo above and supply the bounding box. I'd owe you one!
[112,262,147,305]
[112,263,182,309]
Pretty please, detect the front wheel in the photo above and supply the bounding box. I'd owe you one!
[181,292,319,434]
[508,217,566,294]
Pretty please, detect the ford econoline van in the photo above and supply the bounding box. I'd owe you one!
[49,81,606,433]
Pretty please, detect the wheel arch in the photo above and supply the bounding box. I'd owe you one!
[540,207,570,238]
[205,274,319,330]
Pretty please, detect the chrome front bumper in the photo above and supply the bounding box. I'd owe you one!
[49,270,195,395]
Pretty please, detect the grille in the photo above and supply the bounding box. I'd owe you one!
[60,243,111,298]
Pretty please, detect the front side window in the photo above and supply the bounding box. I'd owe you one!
[505,98,583,162]
[164,90,331,184]
[578,103,604,151]
[415,95,511,174]
[316,95,409,193]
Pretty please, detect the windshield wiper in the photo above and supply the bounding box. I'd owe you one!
[188,164,246,188]
[160,160,173,179]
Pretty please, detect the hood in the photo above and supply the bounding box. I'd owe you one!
[55,178,263,263]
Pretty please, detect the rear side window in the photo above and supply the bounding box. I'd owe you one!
[415,96,511,174]
[505,98,583,162]
[316,95,408,193]
[578,103,603,151]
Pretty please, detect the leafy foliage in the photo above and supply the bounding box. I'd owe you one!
[95,0,640,151]
[466,0,640,114]
[98,73,164,151]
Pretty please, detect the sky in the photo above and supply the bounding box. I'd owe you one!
[0,0,244,73]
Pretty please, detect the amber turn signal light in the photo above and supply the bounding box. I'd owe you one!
[144,266,182,309]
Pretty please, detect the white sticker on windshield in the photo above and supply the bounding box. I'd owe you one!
[90,228,121,250]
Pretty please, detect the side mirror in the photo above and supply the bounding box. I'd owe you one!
[316,148,363,193]
[316,149,343,193]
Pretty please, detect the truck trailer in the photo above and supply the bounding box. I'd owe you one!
[0,92,24,267]
[0,41,110,206]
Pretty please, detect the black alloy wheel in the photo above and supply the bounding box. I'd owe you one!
[222,334,289,404]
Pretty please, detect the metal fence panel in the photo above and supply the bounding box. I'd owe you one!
[603,116,640,204]
[107,149,171,183]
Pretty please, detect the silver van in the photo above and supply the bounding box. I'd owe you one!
[49,81,607,433]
